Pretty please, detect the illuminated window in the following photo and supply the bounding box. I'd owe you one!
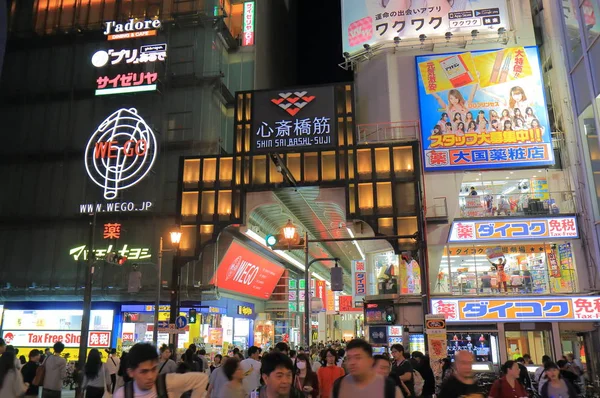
[203,158,217,183]
[201,191,215,220]
[252,156,267,184]
[181,192,199,216]
[286,154,301,180]
[322,151,336,181]
[376,182,393,209]
[357,149,372,179]
[358,183,374,214]
[378,217,394,236]
[219,158,233,182]
[199,225,214,245]
[349,184,356,213]
[304,153,318,181]
[183,159,200,183]
[393,147,414,176]
[374,148,391,178]
[218,190,232,218]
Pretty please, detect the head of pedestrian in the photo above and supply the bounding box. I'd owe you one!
[199,349,207,357]
[454,350,475,380]
[502,360,520,380]
[289,350,297,361]
[126,343,159,391]
[294,354,312,374]
[523,354,532,364]
[412,351,424,363]
[159,345,171,361]
[274,342,290,356]
[53,342,65,354]
[390,343,405,363]
[85,349,103,379]
[0,339,6,355]
[213,354,223,366]
[345,339,374,380]
[566,353,575,362]
[223,357,244,382]
[544,362,560,382]
[373,354,391,377]
[557,359,569,370]
[248,346,261,360]
[325,348,338,366]
[261,352,294,397]
[28,349,41,363]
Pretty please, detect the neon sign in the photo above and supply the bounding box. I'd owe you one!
[448,217,579,242]
[242,2,255,46]
[104,19,161,40]
[84,108,157,200]
[69,244,151,261]
[95,73,158,96]
[91,44,167,68]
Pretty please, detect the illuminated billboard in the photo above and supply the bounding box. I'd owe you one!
[416,46,554,171]
[448,217,579,242]
[341,0,509,54]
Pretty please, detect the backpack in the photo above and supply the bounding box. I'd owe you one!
[332,375,396,398]
[413,370,424,396]
[125,373,167,398]
[32,356,47,386]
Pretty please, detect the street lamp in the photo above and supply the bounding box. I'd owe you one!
[152,228,182,347]
[169,227,183,350]
[282,219,296,242]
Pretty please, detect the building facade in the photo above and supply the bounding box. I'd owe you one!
[0,0,297,356]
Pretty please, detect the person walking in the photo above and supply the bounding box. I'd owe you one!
[318,349,345,398]
[250,351,303,398]
[0,351,27,398]
[438,351,484,398]
[82,349,106,398]
[332,339,402,398]
[240,346,262,395]
[41,342,67,398]
[207,356,229,398]
[21,349,41,398]
[113,343,208,398]
[105,348,121,394]
[218,357,245,398]
[540,362,578,398]
[412,352,435,398]
[390,344,414,398]
[158,345,177,374]
[210,354,222,374]
[488,360,528,398]
[294,354,319,397]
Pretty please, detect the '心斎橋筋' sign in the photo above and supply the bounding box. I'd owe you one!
[448,216,578,242]
[251,85,337,153]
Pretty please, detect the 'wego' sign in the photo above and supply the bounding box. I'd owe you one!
[84,108,157,200]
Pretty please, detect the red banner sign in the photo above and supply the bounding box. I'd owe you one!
[212,241,285,299]
[339,295,362,313]
[315,280,327,309]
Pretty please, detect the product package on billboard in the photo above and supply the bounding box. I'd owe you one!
[341,0,510,54]
[416,46,554,171]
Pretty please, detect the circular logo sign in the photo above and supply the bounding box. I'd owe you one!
[84,108,157,200]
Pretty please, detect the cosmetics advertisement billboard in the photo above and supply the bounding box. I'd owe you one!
[341,0,509,54]
[416,46,554,172]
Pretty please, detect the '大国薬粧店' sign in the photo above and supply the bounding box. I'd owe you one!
[251,85,337,153]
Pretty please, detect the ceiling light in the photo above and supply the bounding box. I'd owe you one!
[347,228,366,260]
[510,172,514,174]
[537,170,542,173]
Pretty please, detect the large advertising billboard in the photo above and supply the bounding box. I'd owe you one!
[212,240,285,299]
[341,0,509,54]
[416,46,554,171]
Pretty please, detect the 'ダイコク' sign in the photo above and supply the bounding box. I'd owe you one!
[212,240,285,299]
[251,85,337,153]
[104,19,161,40]
[2,331,111,348]
[432,297,600,322]
[448,217,578,242]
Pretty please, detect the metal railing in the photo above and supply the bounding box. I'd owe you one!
[427,197,449,219]
[357,121,419,144]
[458,191,576,218]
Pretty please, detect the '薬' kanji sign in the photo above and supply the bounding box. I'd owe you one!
[251,85,337,153]
[103,223,122,239]
[431,296,600,322]
[448,217,578,242]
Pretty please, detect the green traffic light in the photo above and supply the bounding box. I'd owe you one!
[265,234,277,247]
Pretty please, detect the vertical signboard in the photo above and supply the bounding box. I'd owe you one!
[416,46,554,171]
[315,280,327,311]
[352,260,367,307]
[243,2,255,46]
[425,314,447,380]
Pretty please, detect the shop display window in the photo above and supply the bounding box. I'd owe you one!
[434,243,577,296]
[505,330,552,365]
[372,251,421,295]
[447,332,499,364]
[458,170,574,218]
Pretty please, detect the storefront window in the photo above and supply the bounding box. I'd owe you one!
[562,0,584,67]
[580,0,600,47]
[372,251,421,295]
[582,102,600,217]
[435,242,577,296]
[447,333,500,364]
[505,330,552,364]
[458,170,574,218]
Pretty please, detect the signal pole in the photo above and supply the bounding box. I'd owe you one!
[79,209,97,366]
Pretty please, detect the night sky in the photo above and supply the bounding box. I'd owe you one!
[296,0,353,85]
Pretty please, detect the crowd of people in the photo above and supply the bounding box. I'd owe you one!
[0,336,589,398]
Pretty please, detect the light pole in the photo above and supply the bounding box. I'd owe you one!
[168,229,182,350]
[153,229,182,347]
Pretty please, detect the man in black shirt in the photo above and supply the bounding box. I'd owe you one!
[516,357,532,390]
[21,349,41,398]
[390,344,414,397]
[439,351,484,398]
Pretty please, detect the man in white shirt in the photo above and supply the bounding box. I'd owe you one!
[113,343,208,398]
[240,346,262,395]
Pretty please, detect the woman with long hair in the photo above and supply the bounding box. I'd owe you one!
[294,353,319,398]
[456,122,466,136]
[432,86,479,119]
[467,121,477,133]
[83,348,106,398]
[317,349,344,398]
[0,351,26,397]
